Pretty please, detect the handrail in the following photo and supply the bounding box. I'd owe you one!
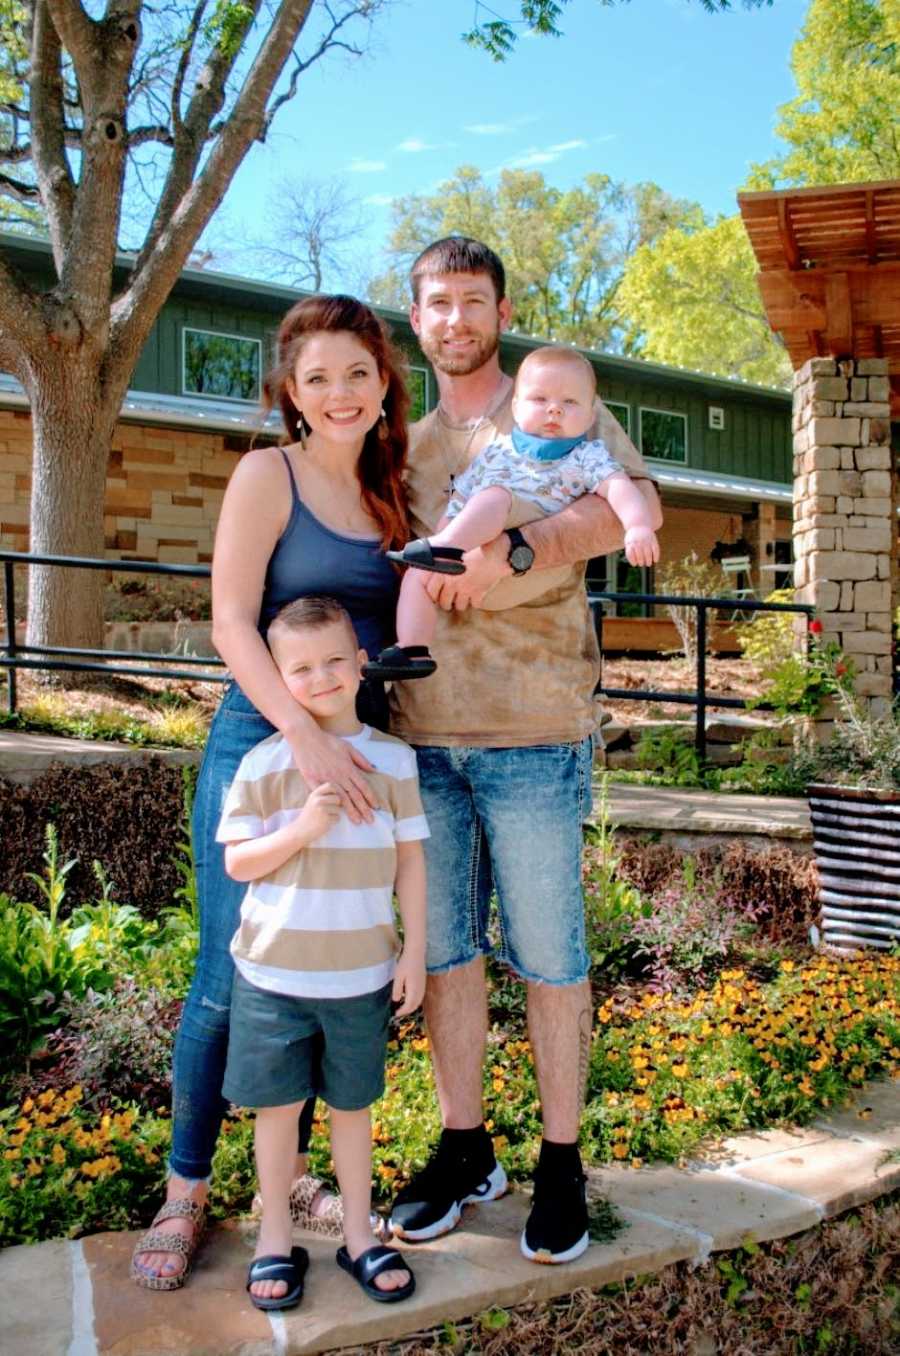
[0,550,225,713]
[0,551,818,760]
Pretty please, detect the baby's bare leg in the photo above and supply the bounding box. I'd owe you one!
[396,570,439,648]
[431,486,512,551]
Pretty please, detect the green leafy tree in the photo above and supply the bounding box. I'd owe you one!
[748,0,900,188]
[370,165,700,349]
[617,214,792,386]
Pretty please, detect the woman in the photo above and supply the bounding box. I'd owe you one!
[132,295,411,1289]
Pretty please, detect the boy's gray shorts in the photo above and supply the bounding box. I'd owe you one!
[223,971,393,1111]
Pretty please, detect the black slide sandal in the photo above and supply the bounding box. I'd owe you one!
[386,539,466,575]
[363,645,436,681]
[336,1243,416,1304]
[246,1245,308,1311]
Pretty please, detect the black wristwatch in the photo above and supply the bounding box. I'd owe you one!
[506,527,535,576]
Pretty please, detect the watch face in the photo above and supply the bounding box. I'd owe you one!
[510,544,534,573]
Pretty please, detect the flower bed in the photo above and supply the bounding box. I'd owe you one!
[0,815,897,1248]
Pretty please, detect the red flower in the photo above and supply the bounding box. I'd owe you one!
[808,619,823,634]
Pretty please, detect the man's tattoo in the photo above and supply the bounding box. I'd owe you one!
[577,1003,592,1110]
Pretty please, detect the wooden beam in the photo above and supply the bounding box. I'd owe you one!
[777,198,801,270]
[825,272,853,355]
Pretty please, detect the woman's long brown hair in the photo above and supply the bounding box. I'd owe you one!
[261,294,411,550]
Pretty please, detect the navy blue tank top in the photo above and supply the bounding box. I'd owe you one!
[259,450,398,657]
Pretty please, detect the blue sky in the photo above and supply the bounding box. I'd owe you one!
[210,0,810,284]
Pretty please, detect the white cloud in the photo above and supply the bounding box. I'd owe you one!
[347,158,387,173]
[363,193,394,206]
[465,122,515,136]
[396,138,434,153]
[502,138,588,170]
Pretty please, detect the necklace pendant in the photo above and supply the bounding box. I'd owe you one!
[446,474,455,496]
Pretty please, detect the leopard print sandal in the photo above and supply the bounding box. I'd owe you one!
[131,1198,207,1291]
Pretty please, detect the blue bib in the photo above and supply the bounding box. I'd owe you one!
[511,425,583,462]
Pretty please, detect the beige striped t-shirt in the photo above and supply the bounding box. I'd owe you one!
[217,725,429,1000]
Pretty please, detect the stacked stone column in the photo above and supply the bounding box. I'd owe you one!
[792,356,897,720]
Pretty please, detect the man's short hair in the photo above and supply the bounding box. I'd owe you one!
[410,237,506,304]
[267,595,355,645]
[515,345,597,397]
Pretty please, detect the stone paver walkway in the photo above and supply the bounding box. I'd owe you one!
[0,729,811,845]
[3,1081,897,1356]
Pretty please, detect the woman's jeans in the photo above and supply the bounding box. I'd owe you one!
[169,678,388,1181]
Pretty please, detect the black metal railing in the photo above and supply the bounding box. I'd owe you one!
[1,552,818,760]
[588,590,814,762]
[1,550,224,715]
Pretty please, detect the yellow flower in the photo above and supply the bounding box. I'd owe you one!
[492,1135,509,1153]
[492,1078,504,1092]
[21,1098,34,1114]
[37,1090,56,1107]
[51,1143,66,1166]
[26,1160,43,1177]
[4,1149,20,1161]
[611,1143,629,1159]
[630,1158,644,1170]
[672,1063,689,1078]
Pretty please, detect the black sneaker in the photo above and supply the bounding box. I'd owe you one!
[389,1131,508,1242]
[520,1163,589,1264]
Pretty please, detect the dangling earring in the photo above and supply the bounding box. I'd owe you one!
[379,405,388,438]
[298,413,307,450]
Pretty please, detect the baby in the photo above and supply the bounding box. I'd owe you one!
[365,345,660,679]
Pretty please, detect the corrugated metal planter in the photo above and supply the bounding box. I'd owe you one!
[808,783,900,951]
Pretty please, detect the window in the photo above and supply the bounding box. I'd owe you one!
[407,366,430,422]
[639,407,687,464]
[183,328,262,402]
[603,400,630,435]
[585,552,653,617]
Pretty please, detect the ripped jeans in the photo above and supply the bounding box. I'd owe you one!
[169,683,315,1180]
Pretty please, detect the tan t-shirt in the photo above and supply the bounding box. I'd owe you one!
[389,392,652,748]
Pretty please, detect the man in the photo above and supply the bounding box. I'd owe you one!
[388,238,661,1263]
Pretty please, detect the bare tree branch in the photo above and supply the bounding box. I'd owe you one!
[0,171,42,201]
[264,3,368,129]
[27,0,77,267]
[133,0,265,272]
[127,123,175,149]
[171,0,208,135]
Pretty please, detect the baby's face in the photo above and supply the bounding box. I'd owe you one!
[512,359,595,440]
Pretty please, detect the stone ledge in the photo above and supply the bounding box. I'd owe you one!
[1,1080,897,1356]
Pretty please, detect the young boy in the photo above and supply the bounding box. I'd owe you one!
[218,596,428,1310]
[365,345,660,679]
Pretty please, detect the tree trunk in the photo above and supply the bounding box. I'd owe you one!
[25,349,122,657]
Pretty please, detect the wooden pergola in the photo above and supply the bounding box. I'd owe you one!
[738,179,900,416]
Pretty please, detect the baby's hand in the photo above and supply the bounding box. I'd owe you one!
[296,782,342,843]
[624,525,660,568]
[391,949,426,1017]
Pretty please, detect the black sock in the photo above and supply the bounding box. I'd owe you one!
[440,1125,490,1154]
[537,1138,583,1176]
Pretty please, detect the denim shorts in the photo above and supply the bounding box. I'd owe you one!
[413,740,593,986]
[223,972,393,1111]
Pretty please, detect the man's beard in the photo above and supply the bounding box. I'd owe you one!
[419,325,500,376]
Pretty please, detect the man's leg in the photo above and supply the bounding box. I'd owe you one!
[423,956,488,1129]
[526,978,592,1142]
[389,746,507,1241]
[476,737,594,1263]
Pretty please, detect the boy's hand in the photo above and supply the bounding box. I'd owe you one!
[296,782,342,843]
[391,949,426,1017]
[624,525,660,568]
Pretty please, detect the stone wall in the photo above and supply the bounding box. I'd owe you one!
[0,409,246,562]
[791,356,897,717]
